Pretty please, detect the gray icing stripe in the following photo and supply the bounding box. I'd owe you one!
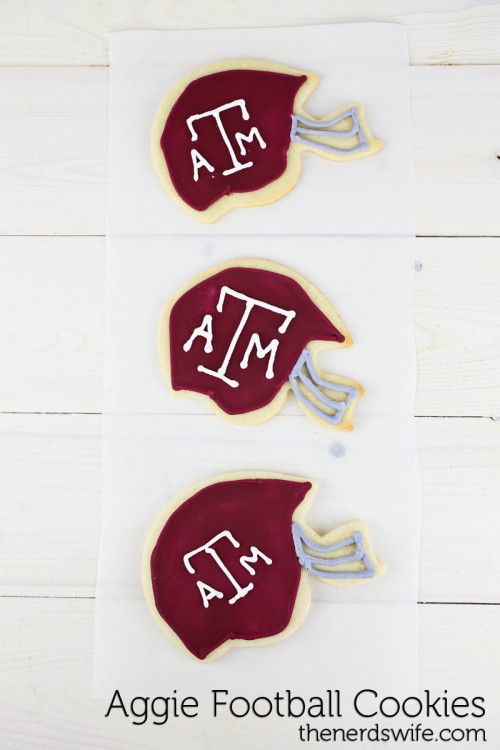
[292,523,375,580]
[289,348,358,426]
[290,107,368,155]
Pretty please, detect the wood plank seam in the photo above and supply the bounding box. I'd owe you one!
[3,597,495,607]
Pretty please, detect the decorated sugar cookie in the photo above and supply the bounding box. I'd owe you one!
[161,259,363,430]
[143,472,386,661]
[152,60,383,222]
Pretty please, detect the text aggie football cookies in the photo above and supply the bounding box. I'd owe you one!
[151,60,383,222]
[161,259,363,430]
[143,472,387,661]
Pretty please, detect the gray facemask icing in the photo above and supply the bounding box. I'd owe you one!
[292,523,375,580]
[289,348,359,426]
[290,107,367,156]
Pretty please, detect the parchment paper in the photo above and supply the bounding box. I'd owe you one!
[106,25,413,237]
[95,24,419,748]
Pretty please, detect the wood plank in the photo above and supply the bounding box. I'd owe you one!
[1,66,500,237]
[1,413,498,602]
[0,2,498,66]
[0,597,498,749]
[412,66,500,236]
[0,237,104,413]
[1,237,498,416]
[0,67,108,236]
[417,604,500,747]
[0,415,101,597]
[413,237,500,417]
[417,416,500,603]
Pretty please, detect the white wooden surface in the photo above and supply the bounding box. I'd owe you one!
[1,3,499,749]
[1,599,497,750]
[2,66,500,237]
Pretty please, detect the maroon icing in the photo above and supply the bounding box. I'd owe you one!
[160,69,306,212]
[169,266,344,416]
[150,477,311,660]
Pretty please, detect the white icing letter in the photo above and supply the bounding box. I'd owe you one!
[183,531,272,607]
[239,546,273,576]
[197,286,296,388]
[186,100,265,176]
[240,333,279,379]
[183,314,214,353]
[196,580,223,608]
[184,531,253,605]
[235,127,266,156]
[190,149,215,182]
